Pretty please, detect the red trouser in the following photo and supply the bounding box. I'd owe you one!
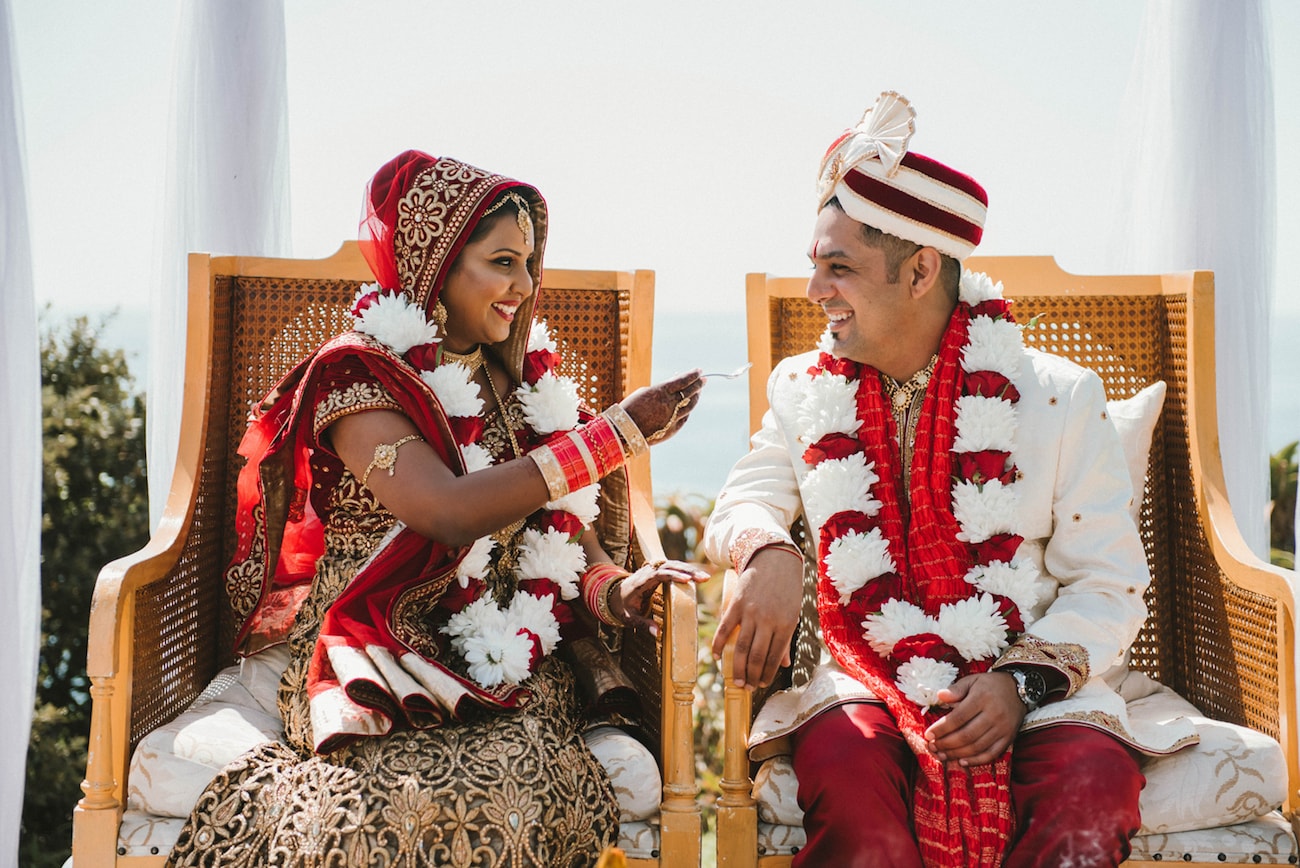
[789,702,1145,868]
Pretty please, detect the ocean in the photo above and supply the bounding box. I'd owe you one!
[79,305,1300,503]
[649,308,1300,501]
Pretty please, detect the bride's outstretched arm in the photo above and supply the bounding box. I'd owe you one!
[327,369,704,546]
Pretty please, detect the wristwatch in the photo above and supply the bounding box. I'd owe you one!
[1005,666,1048,711]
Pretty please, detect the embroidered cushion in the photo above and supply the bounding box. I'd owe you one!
[1118,669,1287,834]
[582,725,663,822]
[1129,812,1298,864]
[751,811,1298,862]
[1107,380,1166,522]
[125,665,283,818]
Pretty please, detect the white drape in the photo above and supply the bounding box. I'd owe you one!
[148,0,292,526]
[0,0,43,861]
[1109,0,1275,557]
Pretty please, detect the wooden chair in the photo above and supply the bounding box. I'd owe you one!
[71,242,701,867]
[716,258,1299,867]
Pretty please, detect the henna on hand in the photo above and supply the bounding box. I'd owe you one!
[621,370,704,445]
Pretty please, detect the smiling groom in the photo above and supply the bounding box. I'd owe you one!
[703,92,1197,867]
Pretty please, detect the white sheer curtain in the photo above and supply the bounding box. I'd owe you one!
[1109,0,1275,557]
[0,0,43,861]
[148,0,291,525]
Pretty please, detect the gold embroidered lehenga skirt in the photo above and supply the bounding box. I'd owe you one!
[167,547,619,868]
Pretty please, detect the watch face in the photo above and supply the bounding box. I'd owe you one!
[1012,668,1047,707]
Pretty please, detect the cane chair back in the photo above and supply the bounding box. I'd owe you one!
[72,243,700,867]
[717,258,1298,868]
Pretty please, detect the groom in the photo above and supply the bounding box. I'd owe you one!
[703,91,1195,867]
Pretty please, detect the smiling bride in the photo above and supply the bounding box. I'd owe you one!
[165,150,705,867]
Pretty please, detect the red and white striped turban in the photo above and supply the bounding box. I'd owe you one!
[816,91,988,260]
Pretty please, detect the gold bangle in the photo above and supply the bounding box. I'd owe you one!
[596,577,626,627]
[360,434,423,488]
[602,404,649,457]
[528,444,569,500]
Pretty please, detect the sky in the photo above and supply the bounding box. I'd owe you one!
[8,0,1300,480]
[11,0,1297,315]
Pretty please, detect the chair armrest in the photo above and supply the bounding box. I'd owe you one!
[1195,473,1300,817]
[715,569,760,868]
[628,485,702,867]
[73,496,206,861]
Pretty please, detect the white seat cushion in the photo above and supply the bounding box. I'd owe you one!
[125,665,283,817]
[1119,670,1287,834]
[583,725,663,822]
[1129,812,1298,864]
[752,812,1299,862]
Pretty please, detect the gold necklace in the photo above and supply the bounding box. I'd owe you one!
[882,355,937,491]
[881,354,938,411]
[441,345,485,374]
[482,365,522,458]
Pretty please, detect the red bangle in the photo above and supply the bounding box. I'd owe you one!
[577,416,626,478]
[545,416,629,495]
[548,431,598,492]
[581,562,629,625]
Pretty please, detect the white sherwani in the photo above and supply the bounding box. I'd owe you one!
[704,348,1198,758]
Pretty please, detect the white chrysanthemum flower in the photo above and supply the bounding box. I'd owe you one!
[936,594,1010,661]
[547,483,601,527]
[461,623,534,688]
[958,270,1005,306]
[897,657,959,709]
[515,372,582,434]
[796,371,863,445]
[354,291,440,355]
[824,529,896,604]
[528,320,558,354]
[515,527,586,599]
[441,594,505,640]
[952,394,1017,453]
[507,592,562,655]
[421,363,484,418]
[455,536,496,587]
[952,479,1019,543]
[861,599,934,657]
[962,316,1024,378]
[817,328,835,355]
[964,560,1042,619]
[802,453,882,530]
[460,442,494,475]
[352,283,381,308]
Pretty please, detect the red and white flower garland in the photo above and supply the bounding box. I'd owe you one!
[352,285,596,690]
[798,270,1042,710]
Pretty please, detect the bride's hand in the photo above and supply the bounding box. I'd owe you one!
[620,370,704,445]
[614,559,710,635]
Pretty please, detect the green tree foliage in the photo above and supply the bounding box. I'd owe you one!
[22,312,150,867]
[1271,441,1297,569]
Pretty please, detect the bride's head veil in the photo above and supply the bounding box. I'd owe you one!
[359,150,549,381]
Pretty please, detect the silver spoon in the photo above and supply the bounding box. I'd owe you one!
[701,363,752,380]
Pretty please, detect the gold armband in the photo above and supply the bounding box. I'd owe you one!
[360,434,424,488]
